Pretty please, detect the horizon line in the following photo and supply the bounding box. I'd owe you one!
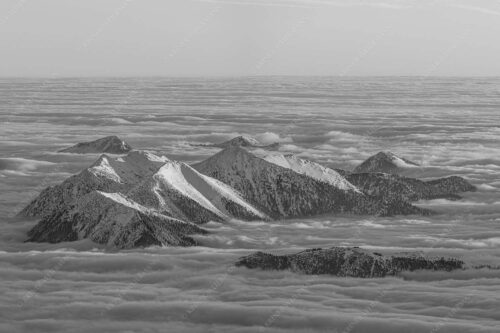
[2,74,500,79]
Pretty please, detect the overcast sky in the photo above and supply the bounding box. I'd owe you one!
[2,0,500,76]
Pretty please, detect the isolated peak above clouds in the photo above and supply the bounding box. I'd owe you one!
[58,136,132,154]
[353,151,420,174]
[191,134,285,149]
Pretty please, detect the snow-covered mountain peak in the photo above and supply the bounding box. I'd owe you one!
[215,135,261,148]
[251,150,361,192]
[86,151,169,185]
[193,135,279,150]
[154,160,267,220]
[378,151,418,168]
[125,150,170,163]
[89,155,123,183]
[354,151,420,174]
[238,135,260,145]
[58,135,133,154]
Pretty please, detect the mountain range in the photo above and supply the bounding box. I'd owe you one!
[19,137,476,249]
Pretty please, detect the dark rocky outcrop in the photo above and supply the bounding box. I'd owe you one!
[26,191,207,248]
[59,135,132,154]
[235,247,464,277]
[346,173,476,202]
[426,176,477,194]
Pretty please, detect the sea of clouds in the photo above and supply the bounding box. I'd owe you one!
[1,77,499,332]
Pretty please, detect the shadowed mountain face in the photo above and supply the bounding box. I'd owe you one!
[58,135,132,154]
[192,146,432,218]
[426,176,477,194]
[27,191,206,248]
[235,247,464,277]
[346,173,476,202]
[354,151,420,174]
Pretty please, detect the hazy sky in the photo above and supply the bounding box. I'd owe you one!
[2,0,500,76]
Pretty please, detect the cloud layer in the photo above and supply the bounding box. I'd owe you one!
[1,77,500,332]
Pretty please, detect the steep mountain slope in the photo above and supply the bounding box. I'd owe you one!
[20,150,269,248]
[252,150,360,192]
[353,151,419,174]
[58,135,132,154]
[192,146,431,218]
[19,151,169,218]
[27,191,206,248]
[128,161,268,223]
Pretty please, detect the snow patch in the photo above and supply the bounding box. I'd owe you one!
[253,150,360,192]
[239,135,260,146]
[89,157,122,183]
[144,151,170,162]
[156,161,267,220]
[381,151,419,168]
[98,191,147,213]
[156,162,226,218]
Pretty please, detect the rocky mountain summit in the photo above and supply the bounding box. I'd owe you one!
[354,151,420,174]
[58,135,132,154]
[235,247,464,277]
[193,136,279,149]
[20,151,169,218]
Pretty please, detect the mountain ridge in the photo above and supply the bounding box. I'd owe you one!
[192,146,432,218]
[20,145,477,249]
[58,135,132,154]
